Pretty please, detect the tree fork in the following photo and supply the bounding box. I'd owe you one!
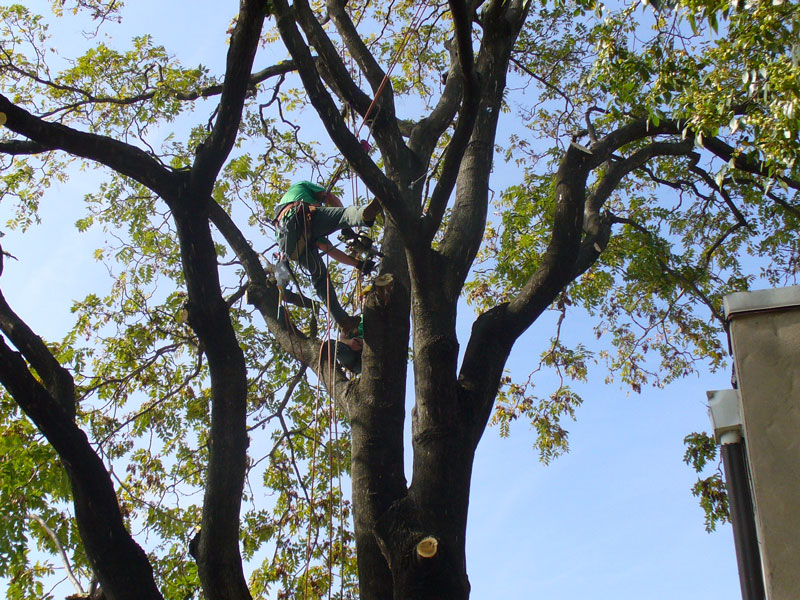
[374,474,473,600]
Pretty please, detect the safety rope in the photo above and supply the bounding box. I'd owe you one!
[303,351,323,599]
[297,3,434,594]
[303,239,354,596]
[355,0,431,143]
[326,341,336,600]
[325,0,432,195]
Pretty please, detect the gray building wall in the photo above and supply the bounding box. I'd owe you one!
[726,287,800,600]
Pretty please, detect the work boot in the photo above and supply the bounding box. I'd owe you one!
[362,197,383,227]
[339,314,362,338]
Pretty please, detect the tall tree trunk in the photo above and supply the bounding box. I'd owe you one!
[350,225,411,598]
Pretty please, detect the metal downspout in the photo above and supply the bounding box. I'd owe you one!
[719,434,765,600]
[708,390,765,600]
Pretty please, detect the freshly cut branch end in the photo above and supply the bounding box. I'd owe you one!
[374,274,394,287]
[416,536,439,558]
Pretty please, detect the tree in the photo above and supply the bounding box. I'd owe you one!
[0,0,798,598]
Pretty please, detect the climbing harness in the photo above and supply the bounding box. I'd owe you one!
[273,198,318,261]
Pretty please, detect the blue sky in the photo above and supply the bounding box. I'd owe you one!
[0,1,740,598]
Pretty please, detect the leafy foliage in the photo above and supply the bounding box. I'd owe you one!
[0,396,72,600]
[470,0,798,451]
[683,431,729,532]
[0,0,797,596]
[0,5,359,590]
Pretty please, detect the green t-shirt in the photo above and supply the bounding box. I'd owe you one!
[356,315,364,338]
[274,180,325,218]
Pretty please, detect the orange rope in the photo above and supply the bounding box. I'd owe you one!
[326,0,432,193]
[300,5,433,592]
[355,0,431,140]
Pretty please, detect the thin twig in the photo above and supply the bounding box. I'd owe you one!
[27,513,85,595]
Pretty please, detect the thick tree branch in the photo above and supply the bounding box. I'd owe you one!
[436,0,531,298]
[166,20,276,587]
[421,101,481,245]
[457,116,771,446]
[0,139,52,155]
[449,1,477,85]
[0,266,75,418]
[294,1,421,194]
[0,306,162,600]
[459,142,590,445]
[505,146,588,332]
[587,118,692,167]
[191,0,266,194]
[702,135,800,190]
[198,60,299,101]
[407,45,464,158]
[0,94,176,196]
[292,0,373,117]
[573,140,699,303]
[171,192,252,600]
[420,1,481,243]
[571,213,612,279]
[293,0,427,211]
[324,0,387,103]
[589,118,800,191]
[585,139,695,215]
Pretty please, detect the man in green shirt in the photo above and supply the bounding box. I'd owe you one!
[274,181,381,333]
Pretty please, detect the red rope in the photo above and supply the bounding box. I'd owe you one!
[301,4,433,592]
[326,0,432,193]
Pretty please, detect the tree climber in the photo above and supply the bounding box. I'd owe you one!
[274,180,381,334]
[325,315,364,374]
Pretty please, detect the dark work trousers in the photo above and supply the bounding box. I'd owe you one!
[276,204,366,327]
[323,340,362,374]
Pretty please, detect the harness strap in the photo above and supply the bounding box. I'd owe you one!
[273,200,302,224]
[276,202,318,260]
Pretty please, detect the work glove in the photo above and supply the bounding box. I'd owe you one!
[357,258,376,276]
